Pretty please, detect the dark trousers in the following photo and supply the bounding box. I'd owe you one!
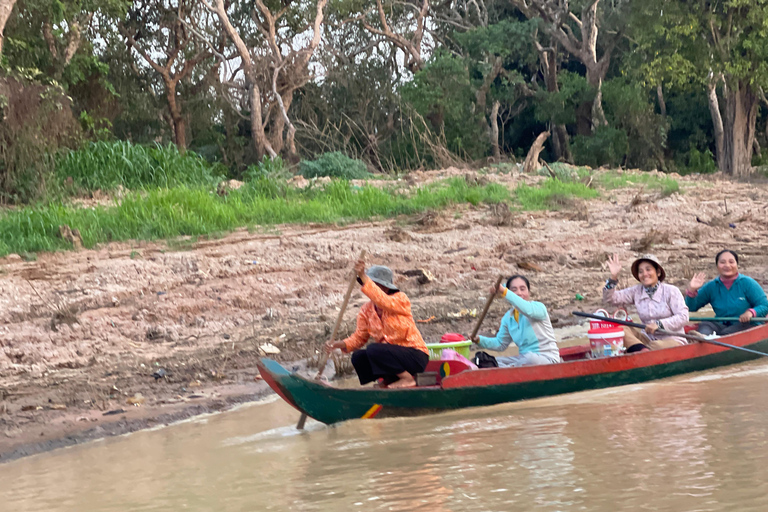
[697,321,754,336]
[351,343,429,385]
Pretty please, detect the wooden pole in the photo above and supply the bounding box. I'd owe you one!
[690,316,767,323]
[297,249,366,430]
[470,275,504,341]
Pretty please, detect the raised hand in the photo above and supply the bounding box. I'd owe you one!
[354,259,367,282]
[689,272,707,292]
[490,284,505,297]
[607,253,622,280]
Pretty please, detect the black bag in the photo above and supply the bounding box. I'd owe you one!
[473,351,498,368]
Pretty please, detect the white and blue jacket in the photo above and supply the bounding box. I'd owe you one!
[478,289,561,362]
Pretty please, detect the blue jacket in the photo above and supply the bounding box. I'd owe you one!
[478,290,560,361]
[685,274,768,319]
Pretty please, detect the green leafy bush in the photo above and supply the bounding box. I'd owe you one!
[571,126,629,168]
[244,155,291,181]
[300,152,370,180]
[678,147,718,175]
[515,179,599,210]
[56,141,223,191]
[602,79,667,170]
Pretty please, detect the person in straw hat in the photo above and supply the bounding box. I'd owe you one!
[326,259,428,388]
[603,254,689,352]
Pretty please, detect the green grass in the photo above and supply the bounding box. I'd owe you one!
[515,179,599,210]
[0,178,510,256]
[595,171,680,196]
[56,141,224,191]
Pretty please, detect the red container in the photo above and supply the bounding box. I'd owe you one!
[588,327,624,358]
[440,333,466,343]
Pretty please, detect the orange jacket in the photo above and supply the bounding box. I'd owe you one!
[343,279,428,354]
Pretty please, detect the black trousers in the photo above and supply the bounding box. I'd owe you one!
[697,320,755,336]
[351,343,429,385]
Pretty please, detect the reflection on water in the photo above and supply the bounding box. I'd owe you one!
[3,362,768,511]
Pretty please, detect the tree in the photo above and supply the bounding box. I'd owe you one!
[0,0,18,57]
[634,0,768,176]
[346,0,430,74]
[204,0,328,160]
[511,0,624,135]
[119,0,217,149]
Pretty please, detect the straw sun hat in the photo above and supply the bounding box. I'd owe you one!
[630,254,666,282]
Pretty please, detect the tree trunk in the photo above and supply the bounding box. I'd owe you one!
[165,82,187,150]
[523,131,550,174]
[721,80,758,176]
[537,44,572,161]
[707,76,725,171]
[249,82,276,160]
[490,100,500,160]
[587,69,608,129]
[657,83,666,117]
[0,0,18,57]
[582,0,608,131]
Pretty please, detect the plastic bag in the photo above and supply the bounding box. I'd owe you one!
[440,348,478,369]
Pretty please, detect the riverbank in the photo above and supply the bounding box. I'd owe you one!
[1,166,766,462]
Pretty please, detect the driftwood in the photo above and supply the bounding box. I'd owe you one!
[523,130,550,174]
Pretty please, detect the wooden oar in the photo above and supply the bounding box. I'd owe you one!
[296,249,366,430]
[573,311,768,358]
[690,316,767,322]
[470,275,504,341]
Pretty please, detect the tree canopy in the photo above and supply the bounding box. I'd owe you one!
[2,0,768,179]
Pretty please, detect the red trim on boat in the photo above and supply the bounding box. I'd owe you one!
[441,324,768,389]
[257,364,301,410]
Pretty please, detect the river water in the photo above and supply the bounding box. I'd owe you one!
[2,360,768,512]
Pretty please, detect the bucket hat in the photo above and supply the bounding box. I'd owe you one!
[631,254,666,282]
[366,265,398,291]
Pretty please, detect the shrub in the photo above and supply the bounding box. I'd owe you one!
[678,147,718,175]
[515,179,598,210]
[244,155,291,181]
[0,74,82,203]
[300,152,370,180]
[571,126,629,168]
[56,141,223,191]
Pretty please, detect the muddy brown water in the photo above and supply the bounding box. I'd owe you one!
[2,359,768,511]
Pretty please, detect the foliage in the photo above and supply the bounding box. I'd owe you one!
[55,141,224,191]
[514,179,598,210]
[602,78,667,170]
[0,74,81,203]
[534,71,594,126]
[596,171,680,196]
[677,147,718,175]
[0,178,509,256]
[299,152,371,180]
[538,163,590,182]
[571,126,629,168]
[245,156,291,181]
[400,52,489,159]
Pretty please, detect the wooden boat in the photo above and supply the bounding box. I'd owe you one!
[257,323,768,425]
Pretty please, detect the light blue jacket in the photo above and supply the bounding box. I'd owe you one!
[478,290,561,362]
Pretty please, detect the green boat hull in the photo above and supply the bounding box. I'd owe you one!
[257,324,768,425]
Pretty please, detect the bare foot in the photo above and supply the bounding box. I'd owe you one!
[388,374,416,389]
